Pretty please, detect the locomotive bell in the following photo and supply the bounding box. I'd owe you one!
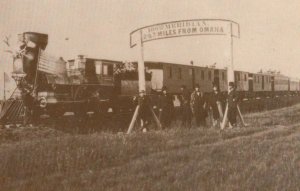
[18,32,48,83]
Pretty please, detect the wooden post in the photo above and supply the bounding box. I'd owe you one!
[3,72,6,101]
[127,31,145,133]
[127,30,161,133]
[221,104,228,130]
[227,22,235,84]
[127,105,140,134]
[137,30,146,92]
[150,106,162,130]
[237,104,247,127]
[221,22,237,129]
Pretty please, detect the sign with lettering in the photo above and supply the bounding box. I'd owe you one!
[130,19,239,47]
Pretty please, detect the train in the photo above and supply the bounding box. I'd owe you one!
[2,31,300,121]
[146,62,300,99]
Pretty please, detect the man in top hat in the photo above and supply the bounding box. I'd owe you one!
[158,86,174,128]
[227,82,239,127]
[190,84,207,127]
[179,85,192,128]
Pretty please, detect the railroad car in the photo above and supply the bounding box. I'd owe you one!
[273,74,289,96]
[146,61,299,99]
[289,77,300,93]
[146,62,225,93]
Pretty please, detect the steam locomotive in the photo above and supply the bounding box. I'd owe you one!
[11,32,151,118]
[5,32,300,120]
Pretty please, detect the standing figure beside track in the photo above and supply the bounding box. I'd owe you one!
[158,86,174,129]
[209,86,224,128]
[190,84,207,128]
[227,82,239,127]
[179,85,192,128]
[134,90,151,130]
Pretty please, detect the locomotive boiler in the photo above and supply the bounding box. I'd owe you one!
[10,32,151,119]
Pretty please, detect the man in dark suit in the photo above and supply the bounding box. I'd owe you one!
[158,86,174,129]
[190,84,207,127]
[227,82,239,127]
[179,85,192,128]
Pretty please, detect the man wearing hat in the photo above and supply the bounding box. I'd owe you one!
[227,82,239,127]
[158,86,174,128]
[190,84,207,127]
[179,85,192,128]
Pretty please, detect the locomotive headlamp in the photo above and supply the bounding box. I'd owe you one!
[39,97,47,108]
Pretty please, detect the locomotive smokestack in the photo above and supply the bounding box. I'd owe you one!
[18,32,48,83]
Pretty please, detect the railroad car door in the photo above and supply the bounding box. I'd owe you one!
[248,74,253,92]
[213,70,220,89]
[271,76,275,91]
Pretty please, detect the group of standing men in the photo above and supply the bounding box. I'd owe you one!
[137,82,240,130]
[178,82,239,129]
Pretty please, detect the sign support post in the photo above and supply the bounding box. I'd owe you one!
[221,22,246,129]
[137,30,146,92]
[128,19,242,132]
[127,31,161,134]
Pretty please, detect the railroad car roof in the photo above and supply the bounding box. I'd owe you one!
[68,58,123,64]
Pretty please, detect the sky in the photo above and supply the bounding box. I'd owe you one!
[0,0,300,97]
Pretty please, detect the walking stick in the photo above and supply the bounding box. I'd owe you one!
[150,106,162,130]
[237,104,247,127]
[127,105,140,134]
[221,103,228,130]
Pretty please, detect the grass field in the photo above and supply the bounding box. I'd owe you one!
[1,104,300,190]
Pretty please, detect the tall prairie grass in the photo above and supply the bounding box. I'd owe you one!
[0,104,300,190]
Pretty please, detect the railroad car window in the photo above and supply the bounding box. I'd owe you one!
[169,67,172,78]
[178,68,182,79]
[108,65,113,76]
[189,68,192,76]
[103,65,108,75]
[208,71,211,80]
[244,74,247,81]
[222,72,225,81]
[201,70,205,80]
[103,64,113,76]
[95,61,102,75]
[258,76,260,83]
